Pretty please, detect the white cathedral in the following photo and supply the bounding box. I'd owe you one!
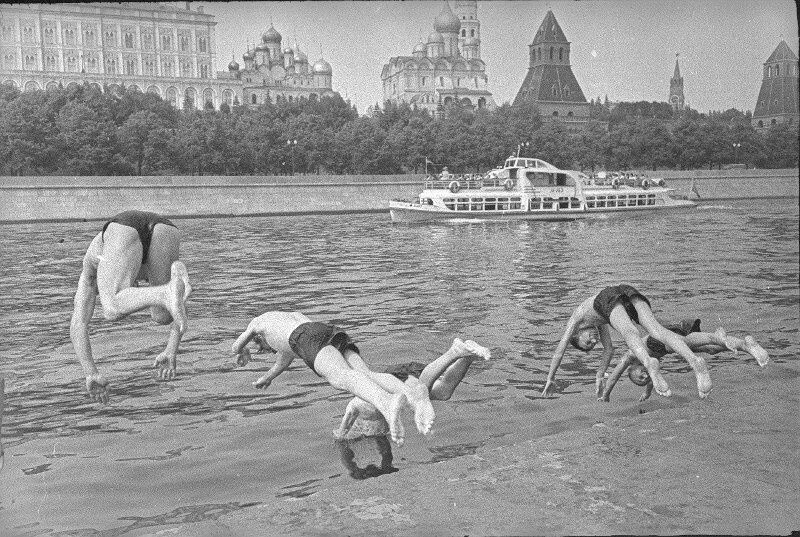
[381,0,495,113]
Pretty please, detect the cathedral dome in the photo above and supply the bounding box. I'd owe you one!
[283,46,293,55]
[413,41,427,54]
[243,48,254,60]
[312,58,332,74]
[294,48,308,63]
[262,25,281,44]
[434,3,460,34]
[228,59,240,71]
[255,41,269,52]
[427,31,444,44]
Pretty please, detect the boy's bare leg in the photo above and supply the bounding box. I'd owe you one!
[315,347,407,445]
[423,339,491,400]
[610,307,672,397]
[709,328,769,367]
[344,350,434,435]
[634,302,711,398]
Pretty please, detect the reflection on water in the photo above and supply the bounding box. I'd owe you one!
[0,194,798,532]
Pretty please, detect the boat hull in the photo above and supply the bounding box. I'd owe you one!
[389,198,696,223]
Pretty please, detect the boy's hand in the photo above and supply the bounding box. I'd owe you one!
[542,378,556,397]
[253,375,271,389]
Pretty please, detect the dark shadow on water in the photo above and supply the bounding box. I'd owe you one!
[334,436,398,480]
[276,477,325,498]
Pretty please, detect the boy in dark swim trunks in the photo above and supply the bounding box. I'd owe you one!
[542,284,713,400]
[333,338,491,441]
[231,311,434,446]
[70,210,192,404]
[599,320,769,402]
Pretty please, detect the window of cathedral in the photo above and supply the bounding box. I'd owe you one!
[1,24,15,43]
[461,29,466,37]
[251,94,256,104]
[103,30,116,47]
[44,54,57,71]
[766,66,771,77]
[422,76,427,86]
[564,86,570,97]
[439,76,444,86]
[166,86,178,106]
[63,28,76,46]
[142,32,154,50]
[456,78,460,87]
[775,65,779,76]
[771,119,776,125]
[567,111,574,117]
[86,55,98,73]
[22,25,35,44]
[470,29,475,37]
[124,32,134,48]
[553,111,559,117]
[24,53,36,70]
[200,64,209,78]
[124,58,136,75]
[559,48,563,61]
[757,120,764,128]
[198,36,208,53]
[550,47,554,60]
[537,48,541,61]
[84,28,97,47]
[180,60,192,77]
[43,26,56,45]
[106,58,117,74]
[179,32,190,52]
[3,53,16,70]
[163,60,174,77]
[144,59,156,76]
[161,33,172,51]
[551,84,557,96]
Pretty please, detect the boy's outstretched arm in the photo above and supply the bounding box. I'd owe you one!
[595,325,614,398]
[600,350,636,402]
[232,319,261,366]
[253,352,294,389]
[543,309,581,396]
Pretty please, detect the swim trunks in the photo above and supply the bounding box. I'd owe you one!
[288,322,360,375]
[645,318,702,358]
[592,284,651,325]
[102,210,176,264]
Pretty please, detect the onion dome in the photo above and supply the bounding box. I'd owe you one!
[228,59,240,71]
[262,24,281,44]
[413,41,427,54]
[312,58,332,74]
[294,47,308,63]
[427,31,444,44]
[243,47,255,60]
[434,2,460,34]
[283,46,293,55]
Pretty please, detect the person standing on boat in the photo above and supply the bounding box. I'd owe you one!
[70,210,192,404]
[542,284,713,400]
[333,338,491,441]
[231,311,435,446]
[599,320,769,402]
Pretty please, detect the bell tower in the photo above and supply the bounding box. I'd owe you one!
[669,53,685,112]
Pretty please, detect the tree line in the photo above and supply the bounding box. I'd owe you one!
[0,83,796,177]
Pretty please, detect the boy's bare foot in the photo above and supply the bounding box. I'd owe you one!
[86,373,110,404]
[744,336,770,367]
[386,393,407,446]
[404,376,435,435]
[443,338,491,361]
[695,369,713,399]
[153,351,177,380]
[714,327,737,353]
[167,261,190,334]
[462,339,491,360]
[648,368,672,397]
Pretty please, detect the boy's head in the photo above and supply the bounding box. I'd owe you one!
[570,327,600,352]
[628,364,652,386]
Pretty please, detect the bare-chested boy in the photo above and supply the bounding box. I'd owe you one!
[543,284,713,400]
[600,320,769,402]
[232,311,435,446]
[70,210,191,403]
[333,338,491,440]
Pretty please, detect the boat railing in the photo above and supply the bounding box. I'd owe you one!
[425,177,484,190]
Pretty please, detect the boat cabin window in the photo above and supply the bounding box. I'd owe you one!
[456,198,470,211]
[558,197,581,209]
[508,168,518,179]
[484,197,496,210]
[470,199,483,211]
[526,171,555,186]
[444,197,455,210]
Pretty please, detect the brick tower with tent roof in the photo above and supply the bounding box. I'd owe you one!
[513,10,590,131]
[751,40,799,131]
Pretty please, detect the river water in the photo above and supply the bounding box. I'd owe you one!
[0,181,798,534]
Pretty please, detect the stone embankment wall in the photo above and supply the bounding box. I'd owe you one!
[0,169,797,223]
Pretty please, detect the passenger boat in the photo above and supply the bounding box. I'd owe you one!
[389,157,696,223]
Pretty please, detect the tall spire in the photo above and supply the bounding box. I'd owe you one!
[673,53,681,79]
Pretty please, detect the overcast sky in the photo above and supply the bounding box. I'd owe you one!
[194,0,798,115]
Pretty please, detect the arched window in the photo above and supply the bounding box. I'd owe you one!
[564,86,570,97]
[775,65,780,76]
[766,66,771,77]
[567,111,574,117]
[470,29,475,37]
[771,119,776,125]
[124,33,134,48]
[251,94,257,104]
[198,37,207,52]
[559,47,563,61]
[551,84,558,96]
[550,47,554,60]
[757,120,764,128]
[439,76,444,86]
[552,111,559,117]
[461,29,466,37]
[125,58,136,75]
